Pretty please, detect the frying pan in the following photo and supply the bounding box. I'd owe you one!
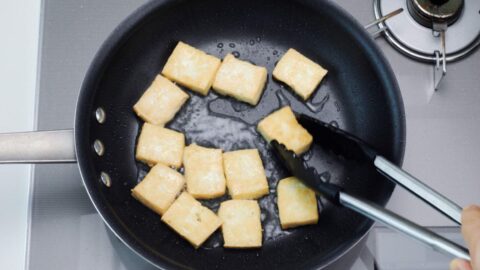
[0,0,405,269]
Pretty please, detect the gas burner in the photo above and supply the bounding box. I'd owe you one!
[407,0,463,28]
[374,0,480,62]
[373,0,480,90]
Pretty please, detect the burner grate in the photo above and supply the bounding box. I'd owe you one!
[373,0,480,90]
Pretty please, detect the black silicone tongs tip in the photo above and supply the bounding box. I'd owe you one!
[271,140,342,204]
[296,113,378,163]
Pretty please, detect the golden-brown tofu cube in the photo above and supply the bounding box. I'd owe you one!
[161,192,222,248]
[223,149,269,199]
[162,41,221,95]
[273,48,328,100]
[131,163,185,215]
[135,123,185,168]
[257,106,313,155]
[183,144,226,199]
[277,177,318,229]
[212,54,268,105]
[218,200,262,248]
[133,75,189,126]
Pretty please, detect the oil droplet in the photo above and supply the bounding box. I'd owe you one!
[229,43,235,48]
[256,36,261,42]
[217,43,224,48]
[275,90,291,107]
[306,94,330,113]
[231,102,250,112]
[249,39,255,45]
[318,197,326,209]
[329,121,339,128]
[273,50,278,55]
[320,171,331,182]
[136,165,149,183]
[232,51,240,58]
[200,232,222,250]
[334,101,340,112]
[302,149,313,161]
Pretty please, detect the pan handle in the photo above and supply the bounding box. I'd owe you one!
[374,156,462,225]
[0,129,76,163]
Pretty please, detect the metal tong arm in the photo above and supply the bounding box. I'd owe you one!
[296,113,463,224]
[339,192,470,260]
[374,156,462,224]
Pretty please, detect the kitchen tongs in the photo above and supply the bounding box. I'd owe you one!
[271,114,470,260]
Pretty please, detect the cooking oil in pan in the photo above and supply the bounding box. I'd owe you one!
[170,93,292,247]
[135,86,344,248]
[306,93,329,113]
[134,40,345,249]
[275,90,291,107]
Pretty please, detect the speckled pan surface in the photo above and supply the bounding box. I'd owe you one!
[74,0,405,269]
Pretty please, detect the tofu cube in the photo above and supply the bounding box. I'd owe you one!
[133,75,189,126]
[277,177,318,229]
[183,144,226,199]
[257,106,313,155]
[273,48,328,100]
[131,163,185,215]
[223,149,269,199]
[162,41,221,95]
[212,54,268,105]
[218,200,262,248]
[161,192,222,248]
[135,123,185,168]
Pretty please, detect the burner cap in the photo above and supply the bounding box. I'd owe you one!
[407,0,464,27]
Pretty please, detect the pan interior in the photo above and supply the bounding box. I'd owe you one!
[76,0,405,269]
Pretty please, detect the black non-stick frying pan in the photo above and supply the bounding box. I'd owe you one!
[0,0,405,269]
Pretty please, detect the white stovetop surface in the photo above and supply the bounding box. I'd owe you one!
[0,1,40,269]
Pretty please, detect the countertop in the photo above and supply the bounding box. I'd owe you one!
[0,1,40,270]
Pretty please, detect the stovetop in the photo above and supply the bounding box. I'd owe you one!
[27,0,480,269]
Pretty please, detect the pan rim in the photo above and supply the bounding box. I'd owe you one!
[74,1,179,269]
[74,0,406,269]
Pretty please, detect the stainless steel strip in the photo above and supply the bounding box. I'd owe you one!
[364,8,403,29]
[374,156,462,224]
[339,192,470,260]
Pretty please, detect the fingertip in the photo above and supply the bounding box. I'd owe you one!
[463,205,480,213]
[449,259,472,270]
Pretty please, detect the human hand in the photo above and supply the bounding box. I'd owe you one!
[450,205,480,270]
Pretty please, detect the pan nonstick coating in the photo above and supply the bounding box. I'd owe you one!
[75,0,405,269]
